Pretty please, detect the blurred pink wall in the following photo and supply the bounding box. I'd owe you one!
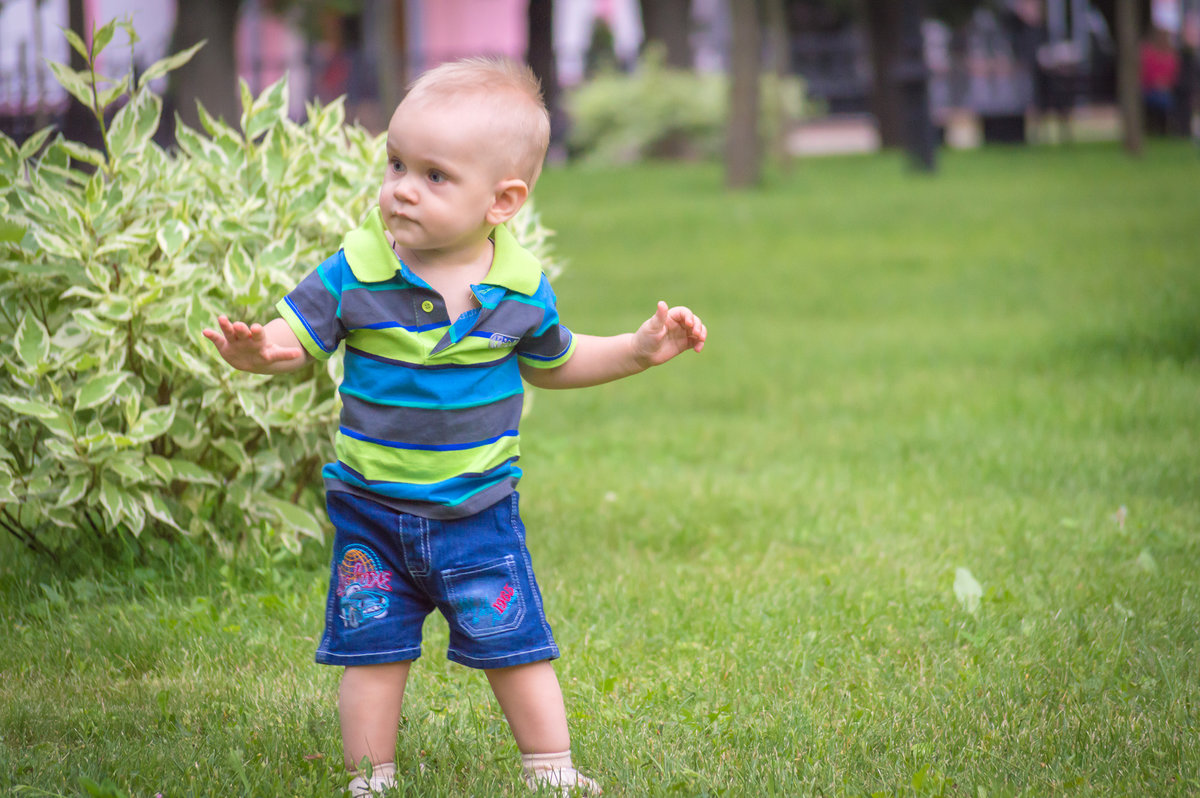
[420,0,528,67]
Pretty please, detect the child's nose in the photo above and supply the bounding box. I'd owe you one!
[393,174,419,202]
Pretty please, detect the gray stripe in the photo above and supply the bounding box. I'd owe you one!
[475,301,545,337]
[325,480,519,520]
[288,271,347,349]
[341,284,440,330]
[340,392,525,446]
[518,324,573,360]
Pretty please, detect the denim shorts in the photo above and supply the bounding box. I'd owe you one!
[315,490,559,670]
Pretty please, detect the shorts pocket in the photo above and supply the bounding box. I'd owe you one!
[442,556,526,639]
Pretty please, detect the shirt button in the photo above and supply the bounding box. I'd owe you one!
[421,300,434,313]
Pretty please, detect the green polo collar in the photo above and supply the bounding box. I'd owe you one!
[342,207,543,296]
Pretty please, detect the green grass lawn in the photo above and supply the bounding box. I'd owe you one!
[3,142,1198,797]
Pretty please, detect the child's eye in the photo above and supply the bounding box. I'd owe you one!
[389,158,405,174]
[427,170,446,184]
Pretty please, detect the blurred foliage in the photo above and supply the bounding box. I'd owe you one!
[815,0,990,29]
[0,20,560,561]
[275,0,364,41]
[566,46,808,165]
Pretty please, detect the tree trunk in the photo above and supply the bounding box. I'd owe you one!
[527,0,561,147]
[639,0,694,68]
[1115,0,1144,155]
[63,0,99,147]
[372,0,407,122]
[726,0,762,189]
[860,0,905,148]
[898,0,936,170]
[763,0,791,168]
[168,0,241,131]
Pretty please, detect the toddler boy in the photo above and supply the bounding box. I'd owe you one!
[204,57,706,796]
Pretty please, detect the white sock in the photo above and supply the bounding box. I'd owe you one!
[521,750,602,794]
[348,761,397,797]
[522,750,574,774]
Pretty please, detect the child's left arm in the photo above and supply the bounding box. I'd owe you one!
[520,301,706,390]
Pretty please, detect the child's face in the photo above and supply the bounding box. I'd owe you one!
[378,97,508,257]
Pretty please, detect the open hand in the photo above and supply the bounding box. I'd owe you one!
[202,316,307,374]
[632,301,707,368]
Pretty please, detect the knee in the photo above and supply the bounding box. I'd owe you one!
[341,661,412,697]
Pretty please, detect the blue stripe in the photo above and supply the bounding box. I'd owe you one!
[466,331,520,344]
[358,320,447,333]
[341,383,524,410]
[341,350,524,408]
[508,294,548,310]
[284,295,336,354]
[340,426,517,451]
[317,262,340,300]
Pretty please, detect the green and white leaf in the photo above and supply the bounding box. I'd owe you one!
[15,316,51,367]
[139,40,205,88]
[128,404,175,443]
[156,219,190,256]
[143,492,184,532]
[74,372,131,411]
[44,61,95,110]
[98,476,127,527]
[56,472,91,507]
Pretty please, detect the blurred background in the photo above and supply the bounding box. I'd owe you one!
[2,0,1198,166]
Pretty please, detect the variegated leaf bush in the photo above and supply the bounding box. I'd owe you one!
[0,20,560,557]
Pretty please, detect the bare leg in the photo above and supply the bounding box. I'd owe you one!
[339,661,412,771]
[484,660,570,753]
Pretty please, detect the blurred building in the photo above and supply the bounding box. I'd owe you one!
[1,0,649,135]
[4,0,1197,147]
[0,0,517,135]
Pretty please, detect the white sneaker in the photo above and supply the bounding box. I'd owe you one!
[524,766,603,795]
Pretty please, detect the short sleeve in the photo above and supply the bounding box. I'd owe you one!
[275,250,350,361]
[516,275,576,369]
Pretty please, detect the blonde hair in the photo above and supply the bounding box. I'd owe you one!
[404,57,551,187]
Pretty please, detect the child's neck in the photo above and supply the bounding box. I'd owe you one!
[397,237,493,323]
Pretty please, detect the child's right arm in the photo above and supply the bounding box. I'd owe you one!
[202,315,310,374]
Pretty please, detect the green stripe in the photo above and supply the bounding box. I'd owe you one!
[350,327,517,366]
[350,327,438,363]
[276,298,333,361]
[335,433,519,484]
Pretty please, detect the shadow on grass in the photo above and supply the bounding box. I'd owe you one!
[1057,313,1200,367]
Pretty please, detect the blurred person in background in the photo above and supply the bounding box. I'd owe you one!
[1140,25,1181,135]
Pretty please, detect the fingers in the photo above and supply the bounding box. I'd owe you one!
[644,301,670,334]
[213,316,260,341]
[691,317,707,352]
[203,316,231,348]
[203,315,273,362]
[205,317,264,343]
[663,304,707,352]
[265,345,306,363]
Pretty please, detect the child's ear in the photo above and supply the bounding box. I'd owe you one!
[485,179,529,226]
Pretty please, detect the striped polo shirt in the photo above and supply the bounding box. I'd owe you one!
[276,208,575,519]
